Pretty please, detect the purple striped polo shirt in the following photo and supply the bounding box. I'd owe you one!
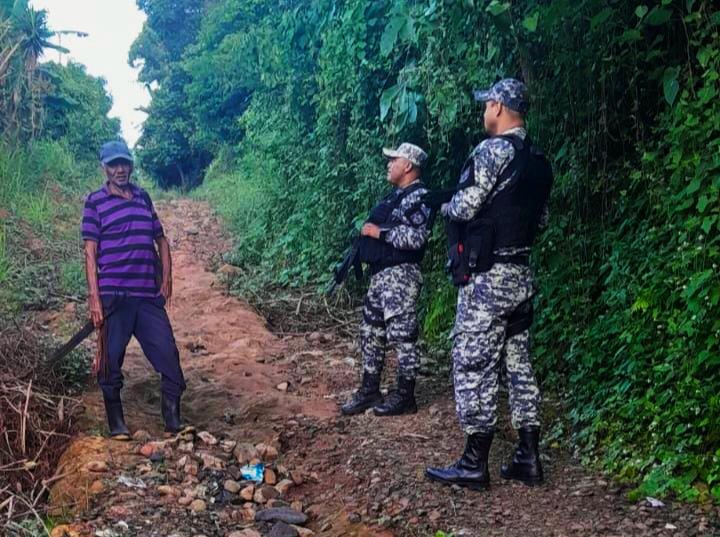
[81,183,164,298]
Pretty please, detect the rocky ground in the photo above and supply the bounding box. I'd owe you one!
[46,199,720,537]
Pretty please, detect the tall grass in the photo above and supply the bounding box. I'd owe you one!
[0,140,102,317]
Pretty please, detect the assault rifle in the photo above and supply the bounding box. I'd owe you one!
[422,187,456,229]
[325,235,363,295]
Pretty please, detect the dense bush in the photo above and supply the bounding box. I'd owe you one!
[134,0,720,501]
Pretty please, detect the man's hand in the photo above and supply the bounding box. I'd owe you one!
[88,294,104,328]
[361,223,381,239]
[160,277,173,303]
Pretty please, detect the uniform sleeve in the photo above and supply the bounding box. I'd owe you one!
[445,138,514,222]
[81,196,100,241]
[384,190,431,250]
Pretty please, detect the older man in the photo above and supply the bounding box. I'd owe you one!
[341,143,431,417]
[425,79,553,489]
[81,140,189,439]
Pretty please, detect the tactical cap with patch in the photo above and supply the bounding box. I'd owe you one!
[382,143,428,168]
[473,78,529,114]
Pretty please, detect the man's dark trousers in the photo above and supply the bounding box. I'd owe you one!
[100,296,186,399]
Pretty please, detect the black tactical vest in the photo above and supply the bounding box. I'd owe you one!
[357,182,427,274]
[446,135,553,285]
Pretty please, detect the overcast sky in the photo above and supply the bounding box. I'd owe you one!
[31,0,149,147]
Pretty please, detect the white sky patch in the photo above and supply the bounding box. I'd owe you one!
[31,0,149,147]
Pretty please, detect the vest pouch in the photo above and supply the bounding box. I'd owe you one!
[447,242,471,286]
[464,219,495,273]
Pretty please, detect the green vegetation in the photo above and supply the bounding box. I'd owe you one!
[131,0,720,502]
[0,0,120,316]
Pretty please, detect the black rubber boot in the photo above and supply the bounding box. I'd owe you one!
[425,432,493,490]
[103,393,130,440]
[162,393,194,435]
[373,375,417,416]
[500,426,544,485]
[341,372,382,416]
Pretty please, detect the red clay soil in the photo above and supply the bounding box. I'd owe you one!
[48,199,719,537]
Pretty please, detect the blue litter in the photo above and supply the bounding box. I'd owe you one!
[240,463,265,482]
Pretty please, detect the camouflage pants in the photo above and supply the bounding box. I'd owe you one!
[451,263,541,434]
[360,264,422,379]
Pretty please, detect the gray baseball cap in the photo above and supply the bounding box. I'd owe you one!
[99,140,133,164]
[473,78,529,114]
[382,143,428,168]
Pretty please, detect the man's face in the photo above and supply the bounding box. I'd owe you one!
[386,157,410,185]
[483,100,501,135]
[103,159,133,189]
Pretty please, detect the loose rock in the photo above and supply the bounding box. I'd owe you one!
[265,468,278,485]
[269,522,299,537]
[189,499,207,513]
[85,461,108,473]
[255,507,309,525]
[224,479,241,493]
[240,485,255,501]
[233,442,258,465]
[197,431,218,445]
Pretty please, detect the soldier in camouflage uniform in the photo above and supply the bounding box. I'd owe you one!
[341,143,432,417]
[425,79,553,490]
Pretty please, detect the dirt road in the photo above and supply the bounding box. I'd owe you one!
[48,199,719,537]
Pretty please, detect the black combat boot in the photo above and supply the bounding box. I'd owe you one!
[500,426,544,485]
[103,393,130,440]
[425,431,493,490]
[373,375,417,416]
[341,372,382,415]
[162,393,194,436]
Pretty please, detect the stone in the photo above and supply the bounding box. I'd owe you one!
[85,461,108,473]
[178,496,193,506]
[265,468,278,485]
[233,442,258,465]
[150,451,164,463]
[197,431,218,445]
[255,507,309,525]
[240,485,255,501]
[139,443,156,458]
[241,505,257,521]
[347,512,361,524]
[190,499,207,513]
[224,480,241,493]
[276,382,289,392]
[178,441,194,453]
[291,527,314,537]
[177,455,189,469]
[158,485,179,496]
[255,443,279,462]
[429,510,442,522]
[291,501,303,513]
[199,452,225,470]
[276,479,294,495]
[227,530,261,537]
[89,480,105,495]
[132,430,152,442]
[269,522,299,537]
[220,439,237,453]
